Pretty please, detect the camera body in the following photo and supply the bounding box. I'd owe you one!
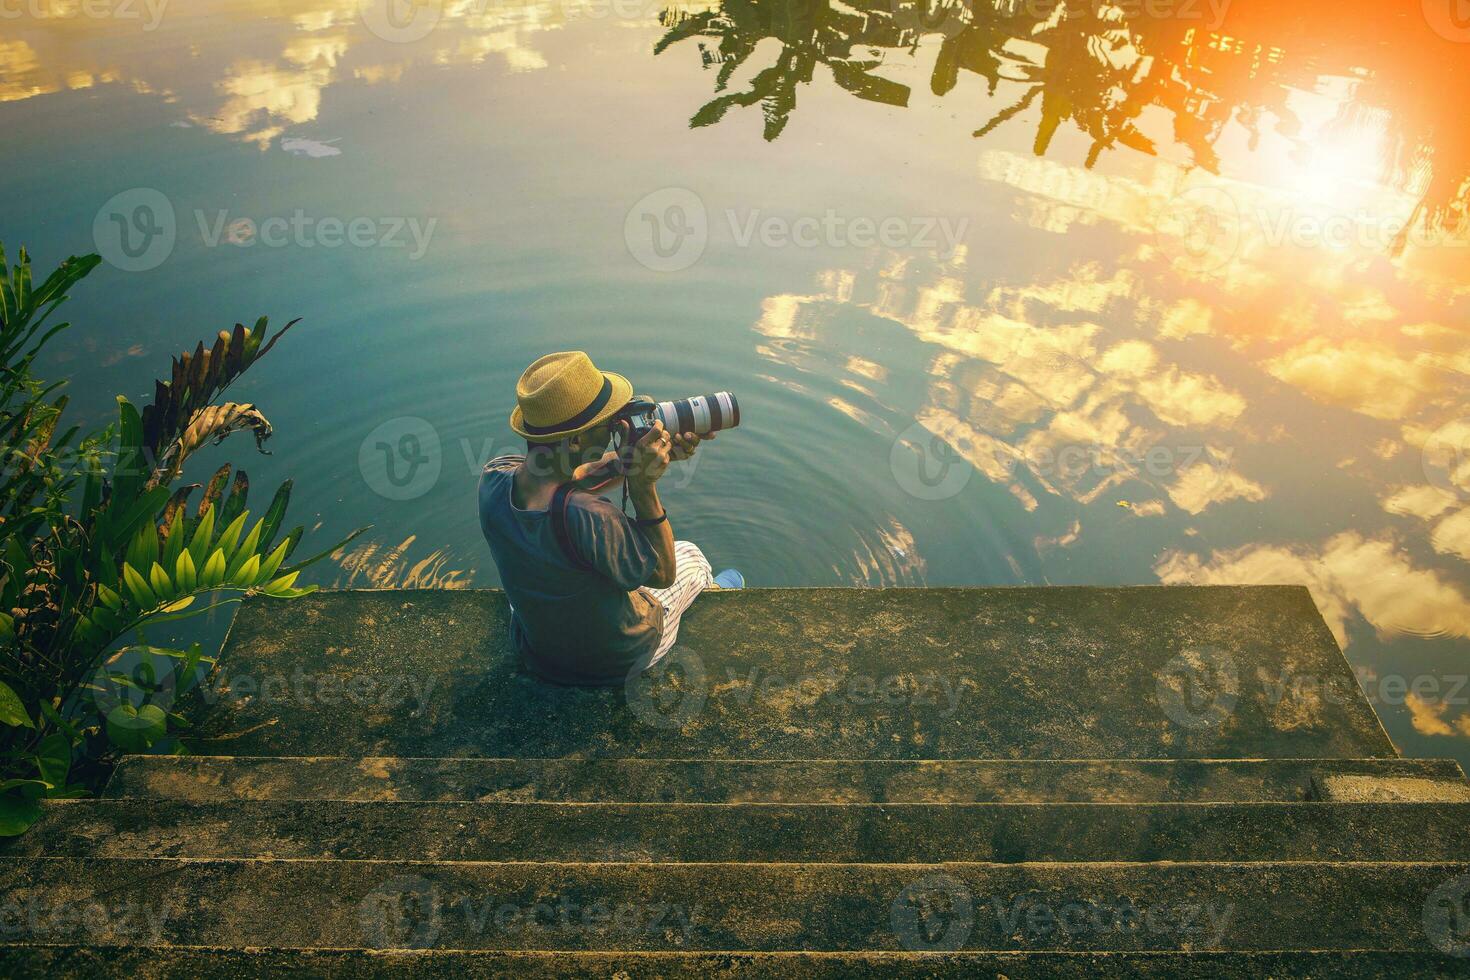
[580,391,740,485]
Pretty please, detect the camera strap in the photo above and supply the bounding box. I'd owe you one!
[550,483,595,572]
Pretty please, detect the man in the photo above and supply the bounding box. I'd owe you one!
[478,351,742,686]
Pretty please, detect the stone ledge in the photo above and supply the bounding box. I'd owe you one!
[2,947,1467,979]
[2,858,1466,952]
[12,799,1470,863]
[193,587,1394,760]
[107,756,1464,803]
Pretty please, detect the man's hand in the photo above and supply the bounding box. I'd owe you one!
[571,450,620,484]
[669,430,713,462]
[628,421,674,488]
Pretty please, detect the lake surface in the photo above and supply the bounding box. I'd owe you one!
[3,0,1469,763]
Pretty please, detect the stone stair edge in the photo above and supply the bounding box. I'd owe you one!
[0,943,1454,953]
[43,798,1470,809]
[109,754,1463,764]
[6,946,1467,980]
[9,856,1470,868]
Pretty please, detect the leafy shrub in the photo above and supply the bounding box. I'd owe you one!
[0,243,364,834]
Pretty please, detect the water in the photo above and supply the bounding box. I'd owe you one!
[3,0,1469,764]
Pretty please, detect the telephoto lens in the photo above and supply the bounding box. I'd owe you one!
[655,392,740,436]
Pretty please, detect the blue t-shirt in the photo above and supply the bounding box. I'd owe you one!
[477,456,664,685]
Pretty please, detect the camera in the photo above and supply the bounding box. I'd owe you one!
[619,392,741,442]
[579,392,739,486]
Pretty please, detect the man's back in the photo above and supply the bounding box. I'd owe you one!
[477,456,664,685]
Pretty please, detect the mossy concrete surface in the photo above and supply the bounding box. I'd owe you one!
[192,587,1393,759]
[4,585,1466,976]
[4,857,1470,952]
[106,755,1467,803]
[13,799,1470,863]
[1315,773,1470,802]
[3,947,1468,979]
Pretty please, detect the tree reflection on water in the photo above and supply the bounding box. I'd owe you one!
[656,0,1468,250]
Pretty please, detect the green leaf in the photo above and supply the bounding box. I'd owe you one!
[105,703,167,752]
[73,615,104,645]
[175,549,197,593]
[262,571,300,595]
[149,561,174,600]
[214,511,248,562]
[125,522,159,574]
[166,642,205,698]
[255,539,290,585]
[0,793,43,837]
[201,549,227,588]
[128,596,243,627]
[2,536,31,584]
[81,456,104,517]
[231,554,261,588]
[89,604,122,635]
[225,518,263,581]
[266,585,318,599]
[113,395,147,504]
[0,779,49,794]
[35,732,71,789]
[278,525,304,562]
[188,504,216,570]
[122,562,158,609]
[0,681,33,728]
[38,700,80,741]
[97,583,123,610]
[257,480,292,553]
[161,507,188,572]
[103,485,169,554]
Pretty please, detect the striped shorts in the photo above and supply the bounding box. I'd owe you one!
[643,540,713,664]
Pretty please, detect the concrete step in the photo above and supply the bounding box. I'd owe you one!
[3,857,1468,952]
[3,946,1468,978]
[191,587,1395,759]
[11,800,1470,864]
[105,755,1470,804]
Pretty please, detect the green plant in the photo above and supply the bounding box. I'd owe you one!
[0,242,365,834]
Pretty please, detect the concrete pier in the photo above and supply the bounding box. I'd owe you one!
[4,586,1469,976]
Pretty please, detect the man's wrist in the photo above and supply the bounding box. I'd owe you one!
[629,483,662,516]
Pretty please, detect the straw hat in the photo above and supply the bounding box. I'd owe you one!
[510,351,633,442]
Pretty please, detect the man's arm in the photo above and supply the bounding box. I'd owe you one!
[626,423,707,589]
[629,482,676,589]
